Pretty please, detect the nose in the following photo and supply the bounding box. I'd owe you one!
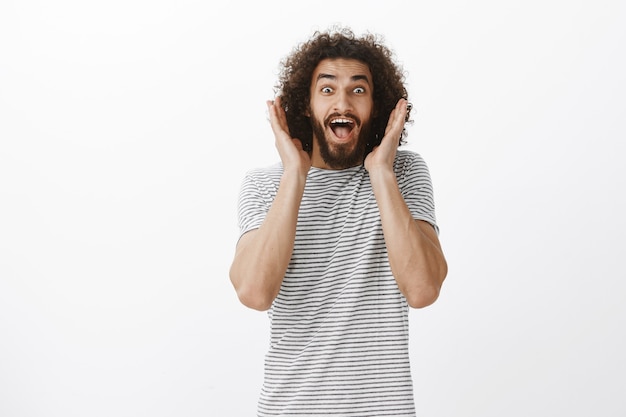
[333,90,353,114]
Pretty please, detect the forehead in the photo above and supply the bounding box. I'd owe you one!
[311,58,372,83]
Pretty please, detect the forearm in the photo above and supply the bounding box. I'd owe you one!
[229,170,306,310]
[369,168,447,308]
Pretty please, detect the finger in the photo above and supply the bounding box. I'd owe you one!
[381,99,407,148]
[267,97,291,137]
[384,107,403,139]
[386,99,407,134]
[267,100,286,137]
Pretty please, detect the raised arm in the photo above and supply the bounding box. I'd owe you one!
[365,99,448,308]
[229,98,311,311]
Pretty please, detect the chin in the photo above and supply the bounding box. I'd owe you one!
[322,141,365,169]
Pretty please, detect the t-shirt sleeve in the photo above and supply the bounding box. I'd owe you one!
[396,152,439,234]
[236,170,276,239]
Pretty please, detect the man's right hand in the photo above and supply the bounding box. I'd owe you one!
[267,97,311,179]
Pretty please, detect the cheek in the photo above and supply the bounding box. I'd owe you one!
[308,105,326,124]
[360,107,375,126]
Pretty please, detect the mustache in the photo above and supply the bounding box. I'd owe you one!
[324,112,361,127]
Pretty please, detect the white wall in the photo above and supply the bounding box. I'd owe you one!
[1,1,624,416]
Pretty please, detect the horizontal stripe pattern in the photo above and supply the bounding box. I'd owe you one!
[237,150,437,416]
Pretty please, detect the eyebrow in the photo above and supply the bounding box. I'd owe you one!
[316,73,371,85]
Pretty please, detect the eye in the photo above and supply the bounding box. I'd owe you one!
[353,87,366,94]
[321,86,333,94]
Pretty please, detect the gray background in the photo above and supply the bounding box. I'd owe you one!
[1,0,624,415]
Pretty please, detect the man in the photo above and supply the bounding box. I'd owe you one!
[230,27,447,417]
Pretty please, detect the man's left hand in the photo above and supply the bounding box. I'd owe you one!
[364,98,408,173]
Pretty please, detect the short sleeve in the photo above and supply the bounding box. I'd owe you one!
[236,167,281,239]
[395,151,439,234]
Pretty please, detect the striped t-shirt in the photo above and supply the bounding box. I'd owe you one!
[237,150,438,417]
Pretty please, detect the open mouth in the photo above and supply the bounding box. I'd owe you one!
[329,118,355,139]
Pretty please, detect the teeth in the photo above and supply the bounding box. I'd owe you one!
[331,118,353,124]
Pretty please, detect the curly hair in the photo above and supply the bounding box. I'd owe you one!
[276,26,411,154]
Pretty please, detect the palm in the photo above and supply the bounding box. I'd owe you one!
[267,98,311,176]
[364,98,408,172]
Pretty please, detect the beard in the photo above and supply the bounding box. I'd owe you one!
[311,112,373,169]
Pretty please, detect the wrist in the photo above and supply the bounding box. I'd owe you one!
[368,166,398,197]
[281,166,308,187]
[367,164,395,181]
